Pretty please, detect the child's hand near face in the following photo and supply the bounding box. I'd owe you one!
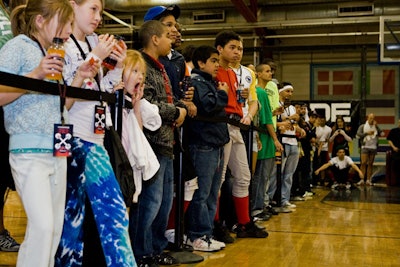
[113,39,128,69]
[92,34,115,60]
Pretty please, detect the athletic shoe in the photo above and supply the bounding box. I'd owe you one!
[0,230,20,252]
[155,252,179,265]
[282,202,296,209]
[209,238,226,249]
[253,211,271,221]
[331,182,339,190]
[236,221,268,238]
[264,205,279,215]
[138,256,159,267]
[213,221,234,243]
[292,196,305,201]
[345,183,352,190]
[303,191,315,197]
[164,229,175,244]
[186,236,221,252]
[356,180,364,186]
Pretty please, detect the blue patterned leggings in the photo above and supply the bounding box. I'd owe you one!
[55,138,136,267]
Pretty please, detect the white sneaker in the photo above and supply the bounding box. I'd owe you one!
[209,238,226,249]
[331,182,339,190]
[303,191,314,197]
[345,183,351,190]
[186,236,221,252]
[282,202,296,209]
[164,229,175,243]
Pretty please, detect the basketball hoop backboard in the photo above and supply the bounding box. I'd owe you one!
[379,16,400,63]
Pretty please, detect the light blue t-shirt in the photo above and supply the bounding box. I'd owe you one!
[0,34,61,151]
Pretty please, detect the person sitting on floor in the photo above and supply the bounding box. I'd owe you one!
[314,147,364,190]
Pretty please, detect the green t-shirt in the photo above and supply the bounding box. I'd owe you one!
[0,6,12,49]
[256,86,276,159]
[264,81,279,129]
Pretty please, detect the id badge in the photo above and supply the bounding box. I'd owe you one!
[94,105,106,134]
[53,124,73,157]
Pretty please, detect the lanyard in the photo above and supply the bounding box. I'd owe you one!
[69,34,100,87]
[34,38,67,125]
[233,65,242,85]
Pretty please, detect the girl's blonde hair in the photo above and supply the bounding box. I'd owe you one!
[11,0,73,38]
[124,49,146,79]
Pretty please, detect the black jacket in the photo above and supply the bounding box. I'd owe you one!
[187,69,229,147]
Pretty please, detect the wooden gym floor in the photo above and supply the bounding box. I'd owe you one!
[1,184,400,267]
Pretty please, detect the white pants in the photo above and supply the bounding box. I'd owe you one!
[10,153,66,267]
[220,124,251,198]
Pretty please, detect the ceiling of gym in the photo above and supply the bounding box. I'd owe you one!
[102,0,400,52]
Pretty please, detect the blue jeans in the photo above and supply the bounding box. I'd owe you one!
[129,154,174,259]
[186,145,224,240]
[251,157,275,215]
[281,144,299,204]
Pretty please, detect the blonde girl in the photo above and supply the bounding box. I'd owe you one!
[54,0,135,266]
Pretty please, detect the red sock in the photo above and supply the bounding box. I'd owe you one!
[233,195,250,225]
[167,200,191,230]
[166,199,177,230]
[214,196,220,222]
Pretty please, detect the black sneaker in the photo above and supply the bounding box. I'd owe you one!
[213,221,235,243]
[138,256,159,267]
[155,252,179,266]
[0,230,20,252]
[252,211,271,222]
[236,221,268,238]
[264,205,278,215]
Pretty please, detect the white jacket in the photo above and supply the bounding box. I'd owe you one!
[121,99,161,203]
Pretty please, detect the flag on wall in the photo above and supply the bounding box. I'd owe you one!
[317,69,356,95]
[368,67,396,95]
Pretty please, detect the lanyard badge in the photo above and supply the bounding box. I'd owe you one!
[53,81,73,157]
[94,104,106,134]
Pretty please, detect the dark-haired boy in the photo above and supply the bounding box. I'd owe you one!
[185,45,230,252]
[214,30,268,239]
[128,20,187,267]
[314,148,363,190]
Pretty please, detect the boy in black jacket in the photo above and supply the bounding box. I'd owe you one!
[185,46,230,252]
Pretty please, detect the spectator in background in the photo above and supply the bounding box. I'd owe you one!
[315,147,363,190]
[329,115,352,157]
[387,119,400,181]
[314,115,332,187]
[269,83,305,210]
[181,44,196,74]
[356,113,384,186]
[292,103,315,200]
